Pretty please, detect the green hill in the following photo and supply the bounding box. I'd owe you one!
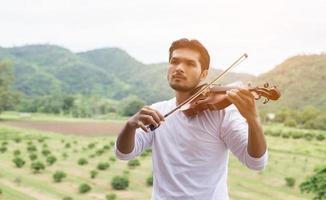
[254,54,326,111]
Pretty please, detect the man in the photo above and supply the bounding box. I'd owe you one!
[115,38,268,200]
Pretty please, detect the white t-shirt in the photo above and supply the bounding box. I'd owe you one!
[115,97,268,200]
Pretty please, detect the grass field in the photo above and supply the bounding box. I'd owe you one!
[0,121,325,200]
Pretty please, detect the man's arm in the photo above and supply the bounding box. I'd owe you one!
[116,106,165,154]
[226,88,267,158]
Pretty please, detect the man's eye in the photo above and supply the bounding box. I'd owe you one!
[170,60,178,64]
[187,62,195,66]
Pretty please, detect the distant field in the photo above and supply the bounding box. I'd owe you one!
[0,117,325,200]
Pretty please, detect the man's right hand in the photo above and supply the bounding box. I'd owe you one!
[127,106,165,132]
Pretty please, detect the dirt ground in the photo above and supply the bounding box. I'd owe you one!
[0,120,125,136]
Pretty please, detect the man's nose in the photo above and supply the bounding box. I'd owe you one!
[175,63,185,73]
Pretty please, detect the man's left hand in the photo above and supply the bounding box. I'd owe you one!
[226,88,259,122]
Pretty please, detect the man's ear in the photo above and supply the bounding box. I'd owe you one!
[200,69,208,81]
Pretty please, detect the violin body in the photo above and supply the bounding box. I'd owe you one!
[181,83,281,117]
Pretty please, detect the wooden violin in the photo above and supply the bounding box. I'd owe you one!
[180,82,281,117]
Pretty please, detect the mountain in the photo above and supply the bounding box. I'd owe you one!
[253,54,326,111]
[0,45,254,104]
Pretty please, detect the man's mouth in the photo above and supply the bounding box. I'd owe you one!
[172,74,186,80]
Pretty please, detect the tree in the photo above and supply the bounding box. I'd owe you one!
[300,165,326,200]
[119,95,145,116]
[0,60,20,113]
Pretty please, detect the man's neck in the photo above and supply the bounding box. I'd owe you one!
[175,90,192,106]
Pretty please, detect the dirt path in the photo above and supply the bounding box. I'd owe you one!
[0,120,125,136]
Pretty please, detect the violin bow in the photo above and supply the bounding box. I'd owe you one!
[148,53,248,131]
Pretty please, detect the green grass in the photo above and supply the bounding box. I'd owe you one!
[0,124,325,200]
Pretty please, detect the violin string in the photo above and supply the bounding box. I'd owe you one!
[164,53,248,118]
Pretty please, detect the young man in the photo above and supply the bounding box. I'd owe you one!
[115,38,268,200]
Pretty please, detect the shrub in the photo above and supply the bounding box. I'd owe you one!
[109,156,116,162]
[316,134,325,141]
[270,129,281,137]
[53,171,67,182]
[13,150,21,156]
[31,161,45,173]
[79,183,91,193]
[14,138,21,143]
[292,131,303,139]
[96,149,104,156]
[29,153,38,161]
[90,170,98,179]
[27,145,37,152]
[111,176,129,190]
[62,152,68,159]
[285,177,295,187]
[0,188,2,194]
[103,145,111,150]
[0,146,7,153]
[13,157,25,168]
[42,149,51,156]
[78,158,88,165]
[97,162,110,170]
[284,117,297,127]
[65,143,71,148]
[281,131,291,139]
[146,174,153,186]
[300,165,326,200]
[110,141,115,147]
[128,159,140,168]
[62,197,73,200]
[303,133,314,141]
[46,155,57,165]
[106,193,117,200]
[88,143,96,149]
[123,170,129,176]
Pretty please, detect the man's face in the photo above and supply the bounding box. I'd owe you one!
[167,48,207,92]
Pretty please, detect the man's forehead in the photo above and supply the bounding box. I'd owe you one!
[171,48,200,62]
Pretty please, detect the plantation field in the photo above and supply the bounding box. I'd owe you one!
[0,121,325,200]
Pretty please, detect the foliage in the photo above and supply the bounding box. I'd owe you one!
[111,176,129,190]
[284,177,295,187]
[62,197,73,200]
[90,170,98,179]
[79,183,91,194]
[30,161,45,173]
[12,157,26,168]
[0,60,20,113]
[78,158,88,165]
[300,165,326,200]
[106,193,117,200]
[128,159,141,168]
[146,174,153,186]
[118,95,145,116]
[97,162,110,170]
[53,171,67,182]
[46,155,57,165]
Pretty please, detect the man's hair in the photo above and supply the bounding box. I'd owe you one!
[169,38,210,71]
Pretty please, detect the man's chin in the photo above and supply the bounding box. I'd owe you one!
[169,83,192,92]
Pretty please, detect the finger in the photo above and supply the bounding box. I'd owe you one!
[137,121,149,133]
[145,107,165,123]
[237,90,254,104]
[140,115,159,127]
[226,90,246,107]
[142,109,162,124]
[238,88,255,99]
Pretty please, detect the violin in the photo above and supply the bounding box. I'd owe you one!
[180,83,281,117]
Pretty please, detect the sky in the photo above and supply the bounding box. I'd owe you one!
[0,0,325,75]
